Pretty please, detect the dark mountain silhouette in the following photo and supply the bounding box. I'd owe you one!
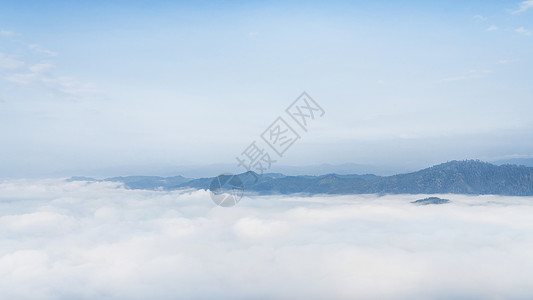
[411,197,450,205]
[68,160,533,196]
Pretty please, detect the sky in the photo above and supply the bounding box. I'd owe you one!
[2,179,533,299]
[1,0,533,178]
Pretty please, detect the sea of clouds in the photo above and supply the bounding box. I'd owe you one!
[1,179,533,299]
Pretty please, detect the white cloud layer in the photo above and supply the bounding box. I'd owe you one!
[1,180,533,299]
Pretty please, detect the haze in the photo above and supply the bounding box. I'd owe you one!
[1,1,532,178]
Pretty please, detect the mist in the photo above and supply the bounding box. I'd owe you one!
[1,179,533,299]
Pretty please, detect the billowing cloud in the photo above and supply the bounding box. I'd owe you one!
[1,180,533,299]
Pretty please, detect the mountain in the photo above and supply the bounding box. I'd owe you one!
[411,197,450,205]
[67,160,533,196]
[367,160,533,195]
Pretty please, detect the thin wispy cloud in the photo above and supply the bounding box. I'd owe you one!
[4,73,36,84]
[1,39,101,98]
[472,15,488,21]
[497,59,516,64]
[28,44,57,56]
[6,74,102,99]
[442,69,493,82]
[0,53,25,70]
[515,26,532,35]
[41,76,103,96]
[0,30,14,36]
[512,0,533,13]
[28,63,55,73]
[6,72,102,97]
[486,25,499,31]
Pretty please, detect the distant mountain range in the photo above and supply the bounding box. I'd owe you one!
[68,160,533,196]
[491,157,533,167]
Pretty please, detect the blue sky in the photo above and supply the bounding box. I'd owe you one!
[1,0,532,177]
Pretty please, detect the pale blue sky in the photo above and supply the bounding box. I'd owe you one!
[1,0,532,177]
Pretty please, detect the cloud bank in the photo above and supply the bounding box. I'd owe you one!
[1,180,533,299]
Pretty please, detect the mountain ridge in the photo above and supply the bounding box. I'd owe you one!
[68,160,533,196]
